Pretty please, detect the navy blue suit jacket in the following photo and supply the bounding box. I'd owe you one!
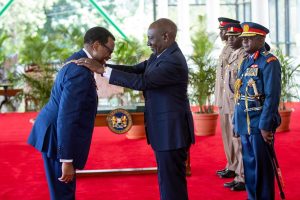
[28,50,98,169]
[108,42,195,151]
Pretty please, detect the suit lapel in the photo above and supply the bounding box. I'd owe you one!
[145,42,179,74]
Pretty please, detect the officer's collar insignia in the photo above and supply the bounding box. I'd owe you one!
[253,51,260,60]
[106,108,133,134]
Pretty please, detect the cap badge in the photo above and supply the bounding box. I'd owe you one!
[243,24,249,32]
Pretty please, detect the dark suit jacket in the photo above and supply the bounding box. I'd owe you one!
[27,50,98,169]
[108,42,195,151]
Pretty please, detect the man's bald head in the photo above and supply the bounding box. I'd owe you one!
[149,18,177,41]
[147,18,177,55]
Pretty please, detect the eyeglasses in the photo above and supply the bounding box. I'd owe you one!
[102,43,114,54]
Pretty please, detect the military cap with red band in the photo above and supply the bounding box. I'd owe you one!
[218,17,240,29]
[240,22,270,37]
[224,23,243,36]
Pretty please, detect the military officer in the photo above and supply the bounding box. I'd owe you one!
[233,22,281,200]
[221,23,246,191]
[215,17,240,178]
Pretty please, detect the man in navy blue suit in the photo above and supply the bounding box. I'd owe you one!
[79,18,195,200]
[27,27,115,200]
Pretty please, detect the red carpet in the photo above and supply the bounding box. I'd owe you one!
[0,103,300,200]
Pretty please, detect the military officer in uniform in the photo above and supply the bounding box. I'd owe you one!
[233,22,281,200]
[215,17,240,178]
[221,23,246,191]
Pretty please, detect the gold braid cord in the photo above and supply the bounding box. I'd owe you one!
[234,58,245,103]
[245,86,251,135]
[234,79,242,103]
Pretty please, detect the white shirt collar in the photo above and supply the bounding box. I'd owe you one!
[83,48,92,59]
[157,49,167,58]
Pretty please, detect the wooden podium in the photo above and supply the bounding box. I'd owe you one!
[76,109,191,177]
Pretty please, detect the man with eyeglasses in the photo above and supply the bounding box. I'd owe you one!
[233,22,281,200]
[27,27,114,200]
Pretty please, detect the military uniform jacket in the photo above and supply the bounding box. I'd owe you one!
[222,48,246,114]
[233,48,281,135]
[215,43,232,108]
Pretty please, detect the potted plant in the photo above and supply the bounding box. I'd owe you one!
[189,17,219,136]
[274,49,300,132]
[14,26,83,111]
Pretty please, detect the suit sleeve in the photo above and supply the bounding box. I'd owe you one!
[258,59,281,131]
[56,66,92,159]
[109,59,186,91]
[107,61,147,74]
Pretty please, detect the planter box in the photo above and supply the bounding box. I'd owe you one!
[193,112,219,136]
[277,109,293,132]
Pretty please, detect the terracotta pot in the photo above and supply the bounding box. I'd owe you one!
[277,109,293,132]
[193,112,219,136]
[126,125,146,139]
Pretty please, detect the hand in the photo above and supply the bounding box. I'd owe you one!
[261,129,273,144]
[75,58,105,74]
[58,162,75,184]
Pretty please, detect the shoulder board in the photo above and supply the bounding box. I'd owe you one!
[266,56,277,63]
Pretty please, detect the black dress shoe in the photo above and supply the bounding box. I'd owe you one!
[231,182,246,191]
[224,180,238,188]
[216,168,227,175]
[219,169,236,178]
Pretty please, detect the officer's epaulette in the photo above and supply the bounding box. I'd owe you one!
[266,56,277,63]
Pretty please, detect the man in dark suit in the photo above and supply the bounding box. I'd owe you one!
[27,27,114,200]
[78,18,195,200]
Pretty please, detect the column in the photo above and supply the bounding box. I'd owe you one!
[156,0,168,18]
[251,0,269,27]
[206,0,220,34]
[177,0,192,55]
[251,0,271,45]
[296,0,300,56]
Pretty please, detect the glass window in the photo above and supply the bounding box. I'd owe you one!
[269,0,296,56]
[288,0,297,57]
[219,0,251,21]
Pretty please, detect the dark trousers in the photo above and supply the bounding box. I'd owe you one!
[241,134,274,200]
[155,148,189,200]
[42,153,76,200]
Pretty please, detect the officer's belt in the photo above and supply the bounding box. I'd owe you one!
[239,95,265,102]
[244,106,263,112]
[238,95,264,112]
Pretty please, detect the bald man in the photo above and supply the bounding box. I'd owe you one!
[78,18,195,200]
